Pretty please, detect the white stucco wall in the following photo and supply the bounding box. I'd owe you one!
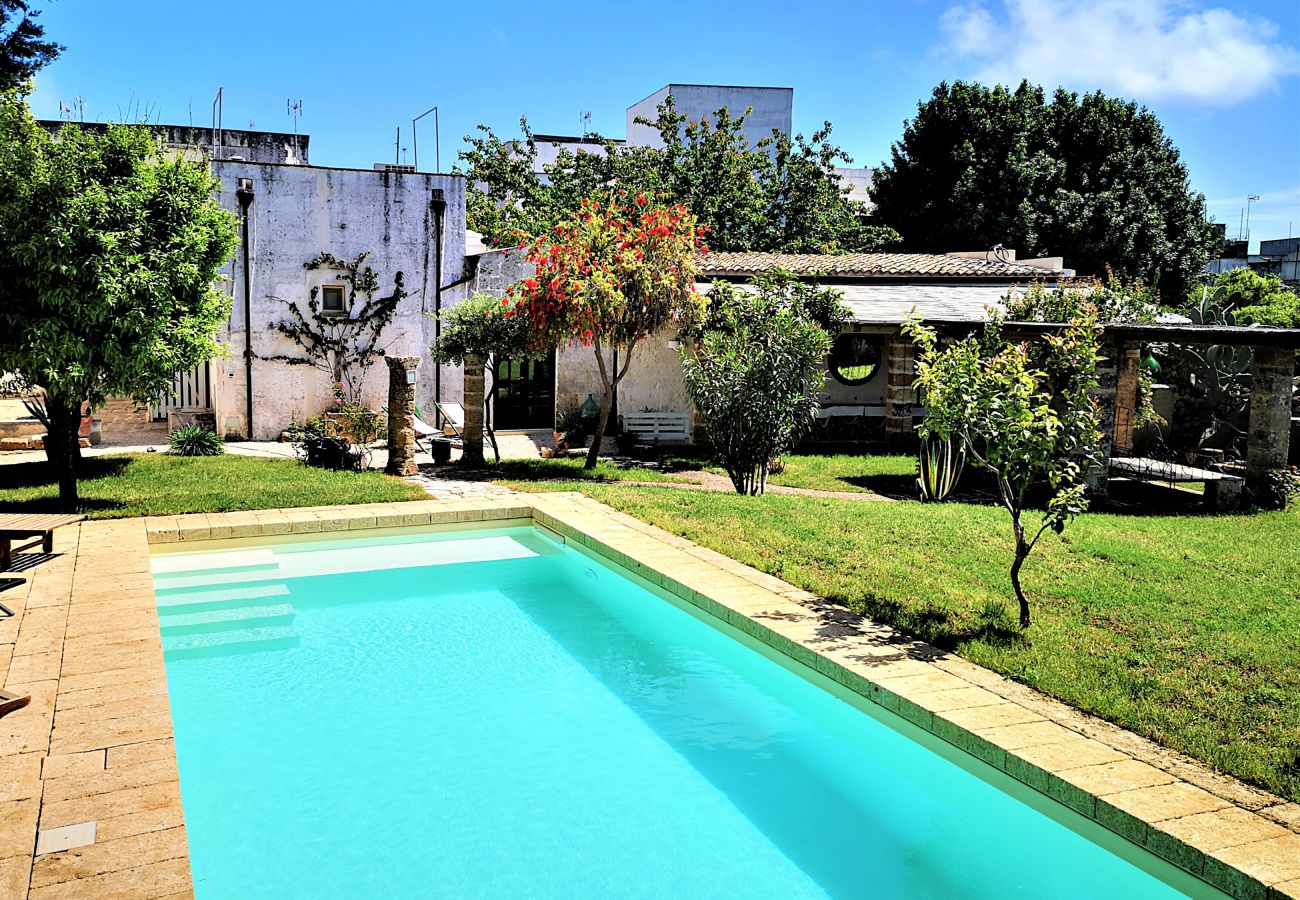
[210,161,467,439]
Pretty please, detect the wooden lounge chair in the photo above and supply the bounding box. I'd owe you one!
[0,688,30,720]
[0,513,83,571]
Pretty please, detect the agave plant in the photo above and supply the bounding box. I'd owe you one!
[917,435,965,501]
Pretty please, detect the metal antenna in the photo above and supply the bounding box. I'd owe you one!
[1245,195,1260,248]
[211,87,223,159]
[412,105,439,172]
[287,99,303,135]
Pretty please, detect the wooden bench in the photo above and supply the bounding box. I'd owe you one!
[1109,457,1244,510]
[622,411,692,445]
[0,513,84,570]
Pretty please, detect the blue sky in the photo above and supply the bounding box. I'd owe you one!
[28,0,1300,252]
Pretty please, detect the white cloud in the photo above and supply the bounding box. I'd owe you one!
[939,0,1299,105]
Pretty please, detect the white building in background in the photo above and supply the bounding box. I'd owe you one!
[527,84,874,206]
[625,84,793,151]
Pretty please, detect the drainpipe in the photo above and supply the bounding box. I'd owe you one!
[236,177,255,440]
[430,188,446,427]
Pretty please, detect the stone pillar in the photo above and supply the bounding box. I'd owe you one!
[1112,342,1142,456]
[884,337,915,440]
[461,353,486,467]
[385,356,419,476]
[1246,347,1295,488]
[1090,340,1120,496]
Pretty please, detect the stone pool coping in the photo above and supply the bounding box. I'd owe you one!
[1,494,1296,898]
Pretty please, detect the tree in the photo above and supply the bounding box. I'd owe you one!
[0,1,60,91]
[459,97,899,254]
[871,81,1219,303]
[1195,269,1300,328]
[431,291,536,464]
[0,94,238,509]
[902,314,1104,628]
[510,195,704,469]
[682,270,845,495]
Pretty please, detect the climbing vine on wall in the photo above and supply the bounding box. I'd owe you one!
[266,252,406,405]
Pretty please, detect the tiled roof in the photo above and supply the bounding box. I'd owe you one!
[695,251,1058,279]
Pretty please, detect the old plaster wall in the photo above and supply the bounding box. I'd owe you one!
[556,330,693,420]
[211,161,467,439]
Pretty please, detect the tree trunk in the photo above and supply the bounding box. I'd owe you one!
[585,342,619,470]
[1009,522,1031,629]
[44,393,82,513]
[585,381,615,470]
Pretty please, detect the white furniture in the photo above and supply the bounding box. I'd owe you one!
[622,411,692,444]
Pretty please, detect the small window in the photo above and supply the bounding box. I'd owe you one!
[829,334,882,386]
[320,284,346,314]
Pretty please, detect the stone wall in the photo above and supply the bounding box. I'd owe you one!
[211,161,468,439]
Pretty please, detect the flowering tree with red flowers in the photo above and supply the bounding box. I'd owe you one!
[509,195,705,468]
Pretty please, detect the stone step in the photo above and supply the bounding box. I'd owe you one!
[159,603,295,636]
[163,623,299,660]
[154,581,291,612]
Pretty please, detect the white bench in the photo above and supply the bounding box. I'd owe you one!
[622,411,692,444]
[1110,457,1244,510]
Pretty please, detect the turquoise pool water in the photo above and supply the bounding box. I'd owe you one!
[151,527,1219,899]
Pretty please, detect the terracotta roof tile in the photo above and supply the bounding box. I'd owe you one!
[694,251,1058,279]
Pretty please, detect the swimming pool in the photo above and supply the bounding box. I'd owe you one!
[151,526,1222,898]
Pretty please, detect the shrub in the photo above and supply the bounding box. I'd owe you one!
[286,417,361,472]
[168,425,224,457]
[682,270,845,495]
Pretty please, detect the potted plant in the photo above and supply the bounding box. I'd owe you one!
[553,406,587,455]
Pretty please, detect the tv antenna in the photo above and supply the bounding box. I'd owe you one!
[1245,194,1260,247]
[287,98,303,134]
[580,110,591,136]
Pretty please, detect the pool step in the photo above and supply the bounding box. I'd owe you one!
[163,623,300,660]
[159,603,296,637]
[155,582,291,613]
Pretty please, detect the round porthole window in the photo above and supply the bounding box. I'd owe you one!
[829,334,882,386]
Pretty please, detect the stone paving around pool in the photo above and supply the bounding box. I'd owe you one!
[0,493,1296,899]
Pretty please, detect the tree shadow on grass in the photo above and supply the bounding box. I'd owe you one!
[0,457,132,515]
[839,591,1027,653]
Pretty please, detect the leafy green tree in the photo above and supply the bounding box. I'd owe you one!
[459,97,899,254]
[683,270,846,495]
[0,93,238,509]
[1195,269,1300,328]
[510,196,704,469]
[872,81,1219,303]
[431,291,536,463]
[903,314,1104,628]
[0,1,59,91]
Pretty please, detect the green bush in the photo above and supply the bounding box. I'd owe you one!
[168,424,224,457]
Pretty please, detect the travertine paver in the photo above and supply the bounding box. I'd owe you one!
[3,491,1297,898]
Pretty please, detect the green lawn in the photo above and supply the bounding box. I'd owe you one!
[767,453,917,494]
[0,454,426,518]
[499,465,1300,803]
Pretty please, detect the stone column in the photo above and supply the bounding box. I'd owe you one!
[385,356,419,476]
[1112,342,1142,456]
[461,353,486,467]
[1090,340,1120,496]
[884,337,916,441]
[1246,347,1295,488]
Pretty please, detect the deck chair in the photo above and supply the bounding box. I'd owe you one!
[434,402,466,440]
[413,414,441,454]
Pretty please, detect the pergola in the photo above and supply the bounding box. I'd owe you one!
[895,321,1300,495]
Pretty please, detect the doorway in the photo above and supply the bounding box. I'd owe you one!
[493,351,556,430]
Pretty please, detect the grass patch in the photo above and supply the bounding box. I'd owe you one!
[768,453,917,494]
[0,454,425,518]
[508,476,1300,802]
[485,457,697,485]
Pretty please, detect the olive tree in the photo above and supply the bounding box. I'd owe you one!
[0,93,238,509]
[431,291,535,465]
[902,314,1104,628]
[682,271,846,495]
